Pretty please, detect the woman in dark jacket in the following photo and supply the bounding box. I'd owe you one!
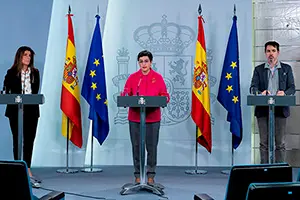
[4,46,40,186]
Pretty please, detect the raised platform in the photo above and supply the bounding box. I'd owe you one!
[31,166,300,200]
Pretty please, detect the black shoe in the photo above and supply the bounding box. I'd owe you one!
[30,177,41,188]
[31,175,42,183]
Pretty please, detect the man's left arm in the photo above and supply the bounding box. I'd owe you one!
[284,65,296,95]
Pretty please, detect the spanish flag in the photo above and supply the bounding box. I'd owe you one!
[191,16,212,153]
[60,11,83,148]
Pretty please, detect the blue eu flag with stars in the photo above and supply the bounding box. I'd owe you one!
[81,15,109,145]
[217,15,242,149]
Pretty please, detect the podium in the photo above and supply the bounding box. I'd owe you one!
[247,95,295,164]
[0,94,44,160]
[117,96,167,196]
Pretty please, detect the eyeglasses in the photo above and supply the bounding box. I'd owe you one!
[138,60,150,64]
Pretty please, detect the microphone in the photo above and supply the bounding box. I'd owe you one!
[136,77,142,96]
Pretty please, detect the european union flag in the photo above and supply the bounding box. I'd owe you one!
[81,15,109,145]
[217,15,242,149]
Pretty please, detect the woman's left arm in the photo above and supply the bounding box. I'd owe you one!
[284,65,295,95]
[32,68,40,94]
[3,69,12,94]
[159,76,170,103]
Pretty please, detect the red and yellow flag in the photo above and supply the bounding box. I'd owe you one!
[191,16,212,153]
[60,13,83,148]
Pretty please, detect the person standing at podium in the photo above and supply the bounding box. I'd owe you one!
[122,50,170,184]
[250,41,295,163]
[3,46,40,186]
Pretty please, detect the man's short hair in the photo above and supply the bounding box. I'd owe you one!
[265,41,280,52]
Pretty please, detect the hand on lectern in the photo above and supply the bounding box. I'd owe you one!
[276,90,285,96]
[0,86,5,94]
[159,92,170,103]
[261,90,270,95]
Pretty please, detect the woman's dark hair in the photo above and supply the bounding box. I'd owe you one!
[137,50,153,62]
[11,46,35,73]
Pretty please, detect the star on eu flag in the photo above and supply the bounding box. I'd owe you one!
[230,61,237,69]
[232,96,239,103]
[104,99,108,105]
[226,85,233,93]
[93,58,100,66]
[90,70,96,78]
[91,82,97,90]
[96,93,101,100]
[225,73,232,80]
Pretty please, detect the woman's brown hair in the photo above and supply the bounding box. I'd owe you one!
[11,46,35,74]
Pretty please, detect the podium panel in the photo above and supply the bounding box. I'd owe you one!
[247,95,295,106]
[117,96,167,108]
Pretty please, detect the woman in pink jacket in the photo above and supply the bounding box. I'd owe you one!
[122,50,170,184]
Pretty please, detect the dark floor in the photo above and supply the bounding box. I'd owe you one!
[31,166,300,200]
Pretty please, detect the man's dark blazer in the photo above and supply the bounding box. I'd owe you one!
[4,67,40,119]
[250,62,295,118]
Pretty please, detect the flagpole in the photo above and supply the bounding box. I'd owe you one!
[81,4,103,173]
[221,4,237,175]
[57,117,79,173]
[221,134,234,175]
[81,120,103,173]
[185,126,207,175]
[81,5,109,173]
[57,6,80,174]
[185,4,208,175]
